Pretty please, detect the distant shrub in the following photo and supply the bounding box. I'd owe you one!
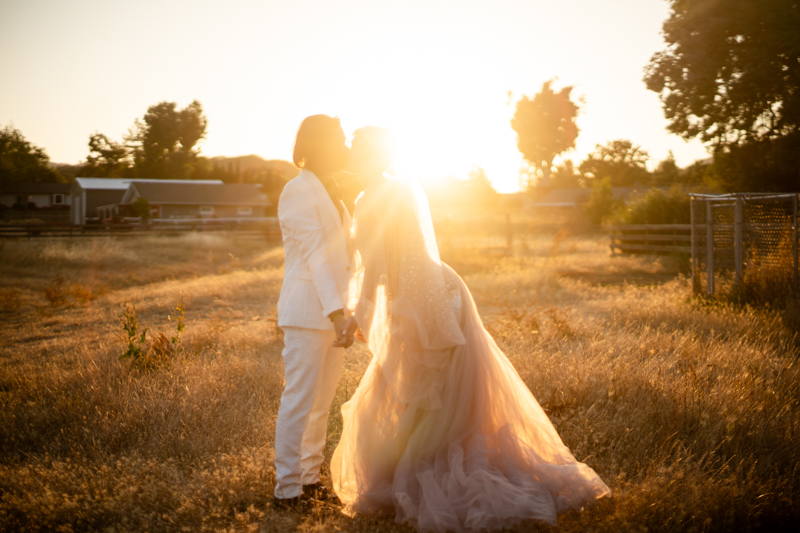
[611,187,691,225]
[119,300,187,370]
[583,178,622,225]
[131,197,151,220]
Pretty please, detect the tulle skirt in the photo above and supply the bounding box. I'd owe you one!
[331,265,610,532]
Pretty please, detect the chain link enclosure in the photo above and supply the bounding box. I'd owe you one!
[690,194,799,296]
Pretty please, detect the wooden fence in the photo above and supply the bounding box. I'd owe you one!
[609,224,692,255]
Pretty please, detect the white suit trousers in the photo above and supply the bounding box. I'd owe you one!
[274,327,344,498]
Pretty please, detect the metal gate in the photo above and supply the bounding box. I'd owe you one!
[689,193,799,296]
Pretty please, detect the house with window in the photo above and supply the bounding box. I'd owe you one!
[0,182,72,209]
[70,178,224,224]
[0,183,72,222]
[115,181,270,220]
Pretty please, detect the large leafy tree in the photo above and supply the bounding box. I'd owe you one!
[82,133,130,178]
[644,0,800,191]
[0,125,63,187]
[579,140,651,186]
[511,80,580,187]
[126,100,208,180]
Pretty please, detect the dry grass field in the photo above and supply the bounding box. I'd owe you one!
[0,232,798,532]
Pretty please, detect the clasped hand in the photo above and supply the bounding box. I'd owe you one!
[332,315,360,348]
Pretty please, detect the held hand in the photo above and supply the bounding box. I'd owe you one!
[333,316,359,348]
[355,327,366,343]
[331,313,348,347]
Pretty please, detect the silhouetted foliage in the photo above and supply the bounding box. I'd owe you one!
[51,163,83,183]
[548,160,584,188]
[126,100,208,180]
[610,187,691,225]
[131,197,151,220]
[646,0,800,144]
[645,0,800,191]
[511,80,580,187]
[679,159,712,187]
[0,125,63,187]
[582,178,622,225]
[705,132,800,193]
[652,151,680,186]
[83,133,130,178]
[580,140,651,186]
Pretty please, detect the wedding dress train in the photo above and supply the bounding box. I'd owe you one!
[331,177,610,532]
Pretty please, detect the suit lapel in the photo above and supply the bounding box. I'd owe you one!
[301,169,346,240]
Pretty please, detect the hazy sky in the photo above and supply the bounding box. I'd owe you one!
[0,0,707,192]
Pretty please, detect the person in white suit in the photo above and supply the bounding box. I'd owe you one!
[274,115,355,506]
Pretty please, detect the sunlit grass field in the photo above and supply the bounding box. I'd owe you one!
[0,232,797,532]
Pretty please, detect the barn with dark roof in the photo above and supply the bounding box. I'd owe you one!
[114,181,270,220]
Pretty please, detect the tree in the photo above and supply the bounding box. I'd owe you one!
[706,135,800,192]
[83,133,130,177]
[582,178,621,225]
[511,80,580,187]
[549,159,584,188]
[680,159,712,187]
[645,0,800,144]
[645,0,800,190]
[131,197,151,220]
[652,151,680,186]
[126,100,208,180]
[0,125,63,187]
[579,140,651,186]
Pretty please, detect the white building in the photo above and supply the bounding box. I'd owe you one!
[0,183,72,209]
[70,178,223,224]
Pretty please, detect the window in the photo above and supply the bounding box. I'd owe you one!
[52,194,64,204]
[199,205,215,215]
[237,206,252,215]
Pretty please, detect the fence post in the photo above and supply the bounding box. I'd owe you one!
[505,213,513,255]
[706,201,715,296]
[734,197,743,289]
[794,194,798,290]
[690,197,698,295]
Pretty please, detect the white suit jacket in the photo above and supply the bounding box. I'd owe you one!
[277,169,353,331]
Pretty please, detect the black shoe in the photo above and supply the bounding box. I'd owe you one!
[302,482,337,503]
[272,495,304,510]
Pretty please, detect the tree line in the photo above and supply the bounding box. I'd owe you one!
[4,1,797,200]
[0,101,293,206]
[512,0,800,194]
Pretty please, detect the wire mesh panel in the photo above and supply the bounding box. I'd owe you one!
[690,193,799,296]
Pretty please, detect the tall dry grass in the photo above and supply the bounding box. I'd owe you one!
[0,233,797,532]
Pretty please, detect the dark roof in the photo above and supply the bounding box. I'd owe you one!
[1,182,71,195]
[127,182,269,206]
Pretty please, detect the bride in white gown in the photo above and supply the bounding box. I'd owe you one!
[331,127,610,532]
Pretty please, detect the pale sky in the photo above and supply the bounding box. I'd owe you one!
[0,0,707,192]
